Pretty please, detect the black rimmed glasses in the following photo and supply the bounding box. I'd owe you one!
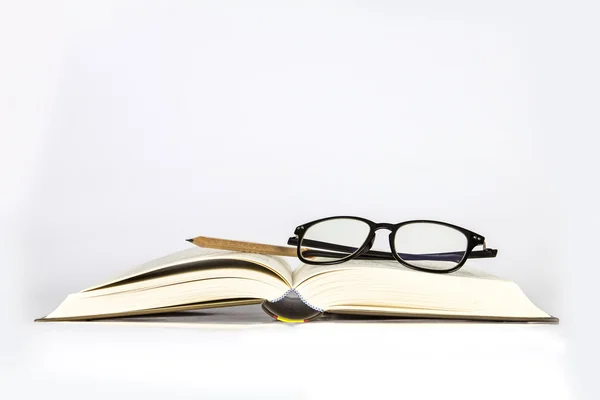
[287,216,498,273]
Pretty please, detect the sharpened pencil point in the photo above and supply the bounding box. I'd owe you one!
[186,238,194,243]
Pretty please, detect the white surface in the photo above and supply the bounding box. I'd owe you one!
[1,1,598,399]
[12,320,568,400]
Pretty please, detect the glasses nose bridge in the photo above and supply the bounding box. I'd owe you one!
[359,224,394,255]
[373,223,395,233]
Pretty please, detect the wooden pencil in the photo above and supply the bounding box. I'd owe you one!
[186,236,298,257]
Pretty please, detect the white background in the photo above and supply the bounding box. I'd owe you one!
[1,1,598,399]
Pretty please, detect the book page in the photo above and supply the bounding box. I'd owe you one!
[84,247,293,292]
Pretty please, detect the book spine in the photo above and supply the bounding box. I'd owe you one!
[269,289,292,303]
[270,288,324,313]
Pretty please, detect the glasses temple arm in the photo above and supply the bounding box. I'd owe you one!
[466,249,498,259]
[288,237,497,262]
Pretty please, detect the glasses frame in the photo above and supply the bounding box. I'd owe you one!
[287,216,498,274]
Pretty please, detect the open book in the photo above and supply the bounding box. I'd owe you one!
[39,247,556,323]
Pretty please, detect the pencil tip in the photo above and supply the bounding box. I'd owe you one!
[186,238,194,243]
